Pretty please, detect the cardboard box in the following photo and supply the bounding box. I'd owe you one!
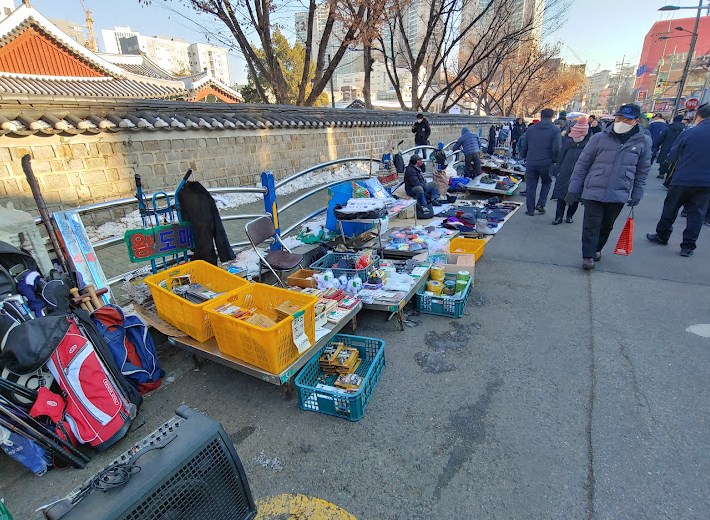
[287,269,318,289]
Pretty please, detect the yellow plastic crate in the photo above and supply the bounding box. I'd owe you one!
[448,237,486,261]
[144,260,248,342]
[204,283,318,374]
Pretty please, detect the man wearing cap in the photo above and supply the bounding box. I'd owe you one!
[412,113,431,159]
[404,154,440,210]
[566,103,652,270]
[646,104,710,257]
[647,113,667,162]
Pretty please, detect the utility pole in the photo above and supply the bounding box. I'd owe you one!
[328,54,335,109]
[671,0,703,118]
[610,55,627,111]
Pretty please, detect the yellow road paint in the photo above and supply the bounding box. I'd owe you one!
[256,494,356,520]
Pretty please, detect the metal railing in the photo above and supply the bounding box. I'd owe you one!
[58,157,384,286]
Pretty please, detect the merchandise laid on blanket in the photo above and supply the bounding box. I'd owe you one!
[0,240,163,477]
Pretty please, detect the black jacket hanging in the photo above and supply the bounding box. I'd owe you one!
[178,181,235,264]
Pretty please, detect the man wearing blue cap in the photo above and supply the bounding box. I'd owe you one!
[566,103,652,270]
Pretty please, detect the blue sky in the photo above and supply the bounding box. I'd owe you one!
[26,0,701,83]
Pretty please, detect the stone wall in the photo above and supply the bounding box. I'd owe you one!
[0,122,486,220]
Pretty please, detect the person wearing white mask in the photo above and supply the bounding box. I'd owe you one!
[565,104,652,270]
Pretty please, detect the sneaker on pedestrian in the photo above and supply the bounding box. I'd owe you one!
[582,258,595,270]
[681,209,687,217]
[680,249,694,257]
[656,174,664,179]
[646,233,668,245]
[565,217,574,224]
[525,211,535,216]
[705,220,710,226]
[552,217,563,225]
[535,205,546,214]
[431,200,442,207]
[594,252,601,262]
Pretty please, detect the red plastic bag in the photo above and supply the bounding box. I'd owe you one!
[614,209,634,256]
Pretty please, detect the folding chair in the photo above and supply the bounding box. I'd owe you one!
[245,216,303,286]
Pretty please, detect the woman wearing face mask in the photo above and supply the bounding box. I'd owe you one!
[565,104,652,270]
[551,115,591,224]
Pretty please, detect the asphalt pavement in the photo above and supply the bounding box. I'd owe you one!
[1,164,708,519]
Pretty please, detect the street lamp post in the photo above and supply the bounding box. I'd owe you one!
[659,1,707,117]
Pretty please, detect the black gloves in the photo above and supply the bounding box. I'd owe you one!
[627,198,640,207]
[564,192,580,205]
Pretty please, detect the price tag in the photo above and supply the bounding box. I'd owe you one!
[291,310,311,354]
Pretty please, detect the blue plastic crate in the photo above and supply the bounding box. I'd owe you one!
[295,334,385,421]
[309,253,380,282]
[415,276,473,318]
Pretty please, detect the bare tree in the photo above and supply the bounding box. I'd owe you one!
[153,0,370,105]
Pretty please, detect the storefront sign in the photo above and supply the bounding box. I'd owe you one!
[124,223,193,263]
[685,97,699,110]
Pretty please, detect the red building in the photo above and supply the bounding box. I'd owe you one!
[634,16,710,112]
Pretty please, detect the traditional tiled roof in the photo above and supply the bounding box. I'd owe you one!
[99,53,176,80]
[0,98,499,137]
[181,71,242,103]
[0,4,192,101]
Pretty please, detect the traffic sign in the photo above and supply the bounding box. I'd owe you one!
[685,98,699,110]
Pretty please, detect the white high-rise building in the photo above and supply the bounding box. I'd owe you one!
[101,26,138,54]
[188,43,230,84]
[120,34,191,76]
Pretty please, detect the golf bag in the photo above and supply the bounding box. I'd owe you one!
[46,316,138,451]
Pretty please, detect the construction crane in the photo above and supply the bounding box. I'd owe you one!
[564,44,600,75]
[79,0,97,52]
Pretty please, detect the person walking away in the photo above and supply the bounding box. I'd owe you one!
[655,114,685,180]
[487,125,496,155]
[551,116,591,225]
[498,124,510,147]
[432,142,451,201]
[588,115,602,135]
[566,103,651,270]
[405,155,440,211]
[647,113,667,162]
[646,104,710,257]
[412,113,431,158]
[554,110,571,136]
[520,108,562,216]
[452,127,482,179]
[511,118,526,157]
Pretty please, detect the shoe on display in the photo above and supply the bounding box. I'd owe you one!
[680,249,693,257]
[646,233,668,245]
[552,217,563,225]
[431,200,442,207]
[582,258,595,270]
[565,217,574,223]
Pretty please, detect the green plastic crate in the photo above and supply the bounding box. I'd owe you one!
[295,335,385,421]
[415,276,472,318]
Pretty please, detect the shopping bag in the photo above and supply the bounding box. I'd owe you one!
[614,209,634,256]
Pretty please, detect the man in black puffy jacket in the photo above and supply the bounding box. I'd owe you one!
[404,155,440,207]
[520,108,562,216]
[411,113,431,158]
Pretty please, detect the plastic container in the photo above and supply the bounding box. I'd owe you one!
[448,237,486,261]
[204,283,317,374]
[144,260,249,342]
[415,275,473,318]
[309,253,380,282]
[295,334,385,421]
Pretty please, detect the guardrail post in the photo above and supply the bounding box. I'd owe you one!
[261,170,281,251]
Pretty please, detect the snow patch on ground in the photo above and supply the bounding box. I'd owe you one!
[84,164,371,242]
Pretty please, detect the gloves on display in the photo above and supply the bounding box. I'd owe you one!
[564,192,580,205]
[627,198,640,207]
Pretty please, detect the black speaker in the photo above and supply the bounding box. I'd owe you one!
[44,406,257,520]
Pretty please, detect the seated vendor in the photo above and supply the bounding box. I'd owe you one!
[404,155,440,208]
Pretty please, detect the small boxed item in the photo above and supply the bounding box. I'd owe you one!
[287,269,319,289]
[296,334,385,421]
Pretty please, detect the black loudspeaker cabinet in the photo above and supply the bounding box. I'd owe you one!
[44,406,257,520]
